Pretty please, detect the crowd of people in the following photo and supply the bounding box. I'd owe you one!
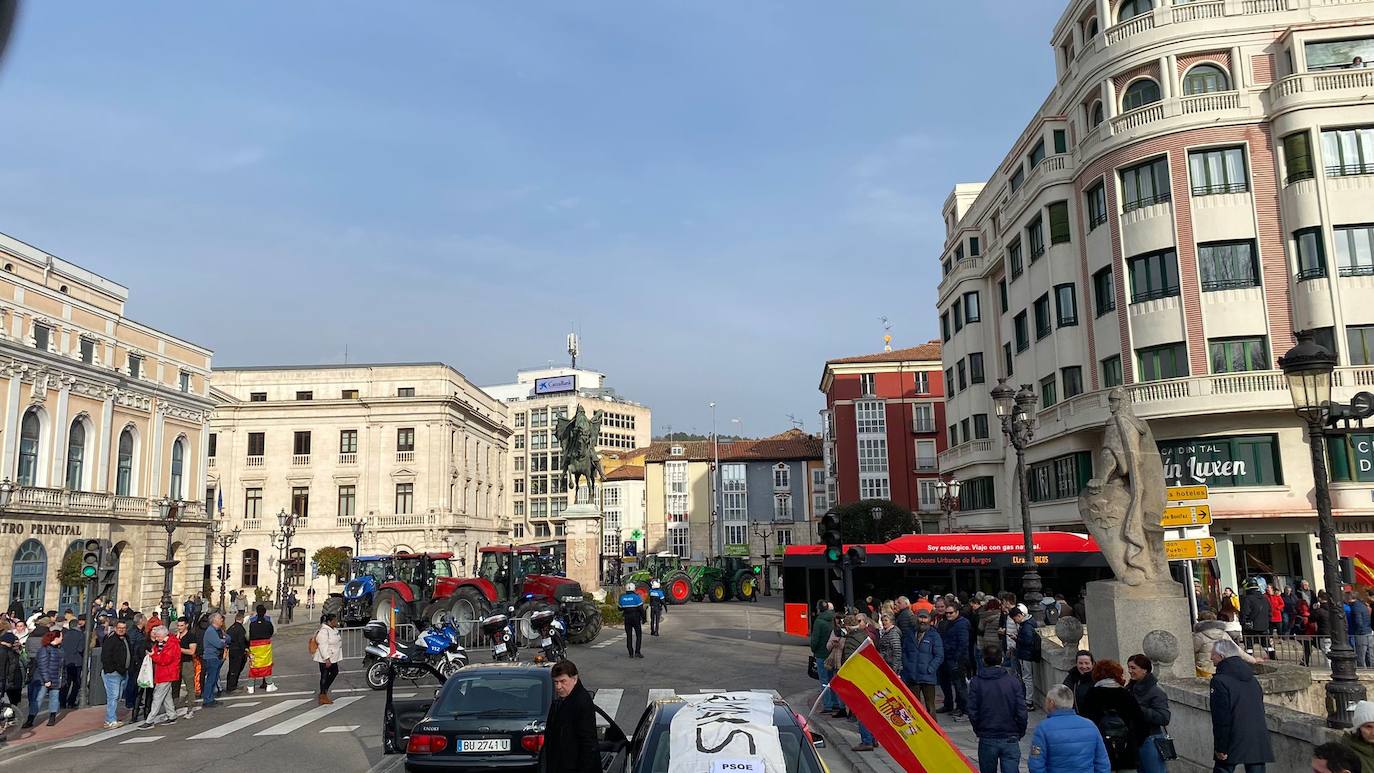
[808,587,1287,773]
[0,589,344,742]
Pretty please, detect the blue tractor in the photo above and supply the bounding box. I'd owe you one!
[323,555,394,625]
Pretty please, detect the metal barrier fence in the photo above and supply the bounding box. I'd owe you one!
[339,615,552,659]
[1241,634,1334,669]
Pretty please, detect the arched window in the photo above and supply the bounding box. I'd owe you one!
[17,410,40,486]
[1085,17,1099,38]
[1118,0,1153,22]
[117,428,135,496]
[1090,101,1105,128]
[286,547,306,588]
[66,421,87,491]
[1183,64,1229,95]
[169,438,185,499]
[10,539,46,616]
[1122,79,1161,111]
[242,549,259,587]
[59,540,86,614]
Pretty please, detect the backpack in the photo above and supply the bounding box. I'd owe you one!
[1027,626,1042,663]
[1097,709,1131,764]
[307,635,318,655]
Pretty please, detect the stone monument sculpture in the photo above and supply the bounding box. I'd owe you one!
[1079,388,1170,586]
[1079,388,1194,678]
[555,405,605,593]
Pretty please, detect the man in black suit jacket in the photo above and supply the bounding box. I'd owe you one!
[545,660,600,773]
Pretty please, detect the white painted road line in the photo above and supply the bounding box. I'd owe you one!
[255,696,363,736]
[321,725,361,733]
[231,701,262,708]
[593,688,623,727]
[188,698,311,740]
[53,721,146,748]
[647,689,675,703]
[591,635,625,649]
[120,736,163,744]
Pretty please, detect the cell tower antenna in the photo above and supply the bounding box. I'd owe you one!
[567,328,580,369]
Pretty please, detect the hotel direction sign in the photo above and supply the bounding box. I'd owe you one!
[1161,504,1212,528]
[1166,485,1209,504]
[1165,537,1218,561]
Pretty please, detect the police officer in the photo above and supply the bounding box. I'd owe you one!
[618,583,645,659]
[648,580,667,636]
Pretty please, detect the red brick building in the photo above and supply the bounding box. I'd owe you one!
[818,341,947,524]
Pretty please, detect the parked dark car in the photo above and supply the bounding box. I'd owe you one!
[383,661,626,773]
[614,694,826,773]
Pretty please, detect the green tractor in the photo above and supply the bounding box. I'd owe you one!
[622,552,693,605]
[686,556,761,602]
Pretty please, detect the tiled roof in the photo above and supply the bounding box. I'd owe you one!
[641,430,822,464]
[604,464,645,481]
[825,340,942,365]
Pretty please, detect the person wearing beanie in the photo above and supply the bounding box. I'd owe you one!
[1341,699,1374,771]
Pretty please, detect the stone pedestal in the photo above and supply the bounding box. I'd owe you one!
[1085,579,1194,679]
[561,503,602,595]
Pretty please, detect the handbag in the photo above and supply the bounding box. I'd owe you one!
[807,655,818,680]
[137,654,154,689]
[1153,732,1178,761]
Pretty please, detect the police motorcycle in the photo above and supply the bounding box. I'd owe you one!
[529,607,568,663]
[364,615,468,690]
[480,604,520,662]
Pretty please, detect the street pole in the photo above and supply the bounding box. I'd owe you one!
[157,498,183,623]
[710,402,719,560]
[993,379,1043,625]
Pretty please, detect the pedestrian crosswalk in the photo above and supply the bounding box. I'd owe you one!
[53,685,788,748]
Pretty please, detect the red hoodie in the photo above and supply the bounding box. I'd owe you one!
[152,635,181,685]
[1267,592,1284,623]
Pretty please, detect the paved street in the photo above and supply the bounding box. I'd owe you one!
[0,599,855,772]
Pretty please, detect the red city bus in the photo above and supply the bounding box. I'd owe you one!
[780,531,1111,638]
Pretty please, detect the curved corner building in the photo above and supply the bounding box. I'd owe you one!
[935,0,1374,594]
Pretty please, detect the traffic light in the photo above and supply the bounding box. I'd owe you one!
[819,512,843,566]
[80,539,102,580]
[846,545,868,567]
[751,564,762,575]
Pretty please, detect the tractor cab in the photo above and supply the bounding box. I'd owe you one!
[391,552,456,602]
[476,546,542,602]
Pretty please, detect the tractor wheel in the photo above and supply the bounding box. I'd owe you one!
[566,600,602,645]
[448,588,490,638]
[514,599,558,643]
[707,580,727,603]
[664,573,692,605]
[422,599,453,630]
[634,586,649,604]
[734,572,757,602]
[372,589,408,626]
[321,595,344,621]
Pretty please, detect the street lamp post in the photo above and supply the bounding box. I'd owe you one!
[869,505,884,543]
[934,476,962,533]
[1279,333,1367,727]
[351,517,366,574]
[0,477,15,514]
[271,508,297,616]
[993,378,1044,624]
[209,521,241,612]
[156,497,185,623]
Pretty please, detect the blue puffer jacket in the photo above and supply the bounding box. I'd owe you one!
[939,615,971,668]
[901,627,943,685]
[33,643,63,686]
[1027,709,1110,773]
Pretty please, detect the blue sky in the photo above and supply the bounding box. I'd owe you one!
[0,2,1055,436]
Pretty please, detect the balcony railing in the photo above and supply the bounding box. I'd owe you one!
[245,455,264,467]
[1272,69,1374,109]
[1122,190,1171,213]
[338,452,357,465]
[1180,91,1240,115]
[1192,182,1249,196]
[1172,0,1223,22]
[292,454,311,466]
[1105,13,1153,45]
[1339,264,1374,278]
[244,519,262,530]
[9,487,207,519]
[1328,162,1374,178]
[396,451,415,463]
[937,439,997,467]
[1297,265,1328,281]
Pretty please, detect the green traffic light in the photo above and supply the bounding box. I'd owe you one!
[825,547,842,562]
[81,566,97,578]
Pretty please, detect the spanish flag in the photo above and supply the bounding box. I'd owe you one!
[249,638,274,678]
[827,638,975,772]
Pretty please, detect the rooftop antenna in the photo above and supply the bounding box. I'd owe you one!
[344,344,349,365]
[879,315,893,352]
[567,329,580,369]
[787,414,804,431]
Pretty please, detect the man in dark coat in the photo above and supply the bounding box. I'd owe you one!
[937,604,972,718]
[967,644,1027,772]
[545,660,599,773]
[1208,638,1274,771]
[226,611,249,693]
[1239,581,1271,650]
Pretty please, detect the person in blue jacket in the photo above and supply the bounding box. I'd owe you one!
[618,583,645,659]
[937,603,972,719]
[901,610,944,717]
[1028,684,1110,773]
[647,580,667,636]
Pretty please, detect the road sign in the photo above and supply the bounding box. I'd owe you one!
[1167,485,1209,503]
[1162,504,1213,528]
[1165,537,1217,561]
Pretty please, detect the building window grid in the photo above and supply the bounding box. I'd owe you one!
[1086,182,1108,229]
[1335,224,1374,277]
[1209,336,1270,374]
[855,401,886,434]
[1295,227,1327,281]
[1054,284,1078,327]
[1128,249,1181,302]
[1121,156,1171,212]
[1189,146,1249,196]
[1199,240,1260,290]
[1093,267,1116,316]
[1322,127,1374,178]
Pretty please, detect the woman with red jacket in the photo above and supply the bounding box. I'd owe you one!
[138,626,183,729]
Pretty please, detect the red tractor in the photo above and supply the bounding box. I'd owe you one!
[371,546,603,645]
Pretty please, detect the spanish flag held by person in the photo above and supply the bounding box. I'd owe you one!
[247,604,277,692]
[826,637,975,772]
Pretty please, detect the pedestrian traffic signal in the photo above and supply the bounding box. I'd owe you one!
[845,545,867,567]
[81,539,102,579]
[819,512,843,565]
[751,564,762,575]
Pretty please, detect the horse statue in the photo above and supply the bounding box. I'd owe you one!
[554,405,605,498]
